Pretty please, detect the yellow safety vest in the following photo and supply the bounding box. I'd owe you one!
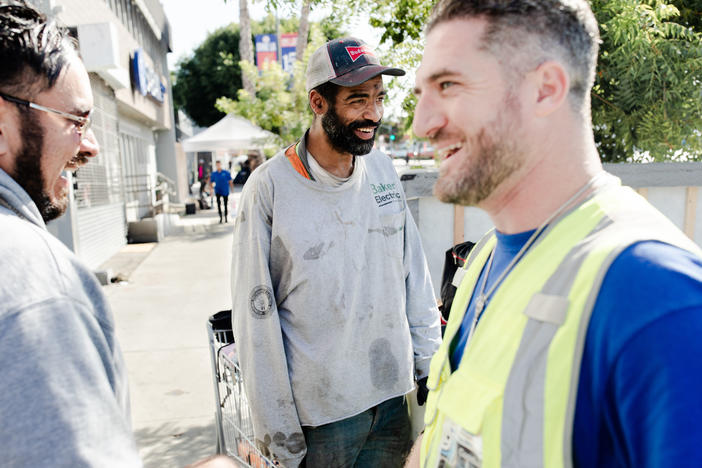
[421,181,701,468]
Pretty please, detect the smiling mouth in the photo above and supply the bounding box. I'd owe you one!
[356,127,376,134]
[435,141,464,160]
[64,153,89,171]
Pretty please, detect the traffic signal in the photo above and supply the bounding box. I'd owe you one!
[390,134,396,141]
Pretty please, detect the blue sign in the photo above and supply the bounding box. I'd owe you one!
[132,48,165,103]
[255,34,278,71]
[280,33,297,75]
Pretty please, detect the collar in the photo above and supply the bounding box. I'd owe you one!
[284,129,315,181]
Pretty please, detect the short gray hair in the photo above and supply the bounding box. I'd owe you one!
[428,0,600,114]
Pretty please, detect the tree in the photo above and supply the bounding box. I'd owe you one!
[260,0,327,64]
[172,11,344,129]
[591,0,702,161]
[337,0,702,162]
[215,25,330,146]
[668,0,702,30]
[172,25,242,127]
[237,0,256,96]
[296,0,312,63]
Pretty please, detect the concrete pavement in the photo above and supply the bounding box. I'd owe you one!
[103,206,237,468]
[98,164,435,467]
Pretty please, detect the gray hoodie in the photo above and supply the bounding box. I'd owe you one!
[230,145,442,466]
[0,168,141,467]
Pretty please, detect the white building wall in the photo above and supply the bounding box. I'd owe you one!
[32,0,179,270]
[646,187,686,231]
[402,162,702,298]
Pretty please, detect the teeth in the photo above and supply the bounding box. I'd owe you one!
[436,142,463,159]
[358,127,374,132]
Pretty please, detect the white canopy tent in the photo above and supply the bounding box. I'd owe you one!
[181,113,276,153]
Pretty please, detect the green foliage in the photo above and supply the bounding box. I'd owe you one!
[252,13,301,35]
[668,0,702,30]
[172,10,345,130]
[250,10,345,40]
[173,25,241,127]
[253,0,347,40]
[349,0,702,162]
[591,0,702,161]
[216,25,329,146]
[172,25,242,127]
[330,0,433,45]
[368,0,433,45]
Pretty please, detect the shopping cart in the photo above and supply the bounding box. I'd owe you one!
[207,310,277,467]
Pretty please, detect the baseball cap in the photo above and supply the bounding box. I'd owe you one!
[305,37,405,93]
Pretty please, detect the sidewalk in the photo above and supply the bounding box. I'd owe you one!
[103,205,237,467]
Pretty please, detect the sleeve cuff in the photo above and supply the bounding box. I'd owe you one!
[415,357,433,380]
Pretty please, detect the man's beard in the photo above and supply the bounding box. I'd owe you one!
[14,111,72,222]
[321,104,379,156]
[434,93,524,206]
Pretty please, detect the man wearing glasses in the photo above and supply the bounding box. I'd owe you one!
[0,3,243,467]
[0,1,144,465]
[1,4,214,468]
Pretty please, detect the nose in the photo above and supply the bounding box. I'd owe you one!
[364,100,383,123]
[413,92,446,139]
[79,128,99,157]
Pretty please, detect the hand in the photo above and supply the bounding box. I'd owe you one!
[416,377,429,406]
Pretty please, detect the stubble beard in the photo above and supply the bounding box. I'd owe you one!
[14,111,68,222]
[434,95,524,207]
[321,103,379,156]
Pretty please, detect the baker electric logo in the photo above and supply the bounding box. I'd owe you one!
[370,182,402,207]
[346,45,375,62]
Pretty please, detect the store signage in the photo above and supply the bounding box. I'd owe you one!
[280,33,298,75]
[131,48,165,103]
[255,34,278,71]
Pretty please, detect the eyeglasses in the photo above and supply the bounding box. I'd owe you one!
[0,91,92,137]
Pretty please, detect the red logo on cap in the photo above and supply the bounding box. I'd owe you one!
[346,45,375,62]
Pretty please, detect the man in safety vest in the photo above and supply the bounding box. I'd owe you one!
[409,0,702,467]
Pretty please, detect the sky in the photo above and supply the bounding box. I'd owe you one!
[160,0,405,118]
[161,0,381,71]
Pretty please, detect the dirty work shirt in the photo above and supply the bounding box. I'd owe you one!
[230,147,441,467]
[0,169,141,467]
[210,169,232,196]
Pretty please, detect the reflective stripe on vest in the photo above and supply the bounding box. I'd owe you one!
[421,181,701,468]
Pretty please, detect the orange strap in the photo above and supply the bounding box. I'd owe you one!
[285,143,312,180]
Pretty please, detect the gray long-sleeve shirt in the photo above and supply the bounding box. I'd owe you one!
[0,169,141,467]
[230,146,441,466]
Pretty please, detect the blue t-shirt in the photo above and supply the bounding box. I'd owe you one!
[210,170,232,196]
[450,231,702,467]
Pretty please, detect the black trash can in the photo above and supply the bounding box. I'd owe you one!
[209,309,234,345]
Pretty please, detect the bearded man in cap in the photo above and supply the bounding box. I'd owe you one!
[230,37,441,467]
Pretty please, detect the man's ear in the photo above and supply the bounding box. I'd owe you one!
[309,90,329,117]
[531,60,569,118]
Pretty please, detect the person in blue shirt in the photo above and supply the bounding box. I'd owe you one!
[209,160,233,223]
[409,0,702,466]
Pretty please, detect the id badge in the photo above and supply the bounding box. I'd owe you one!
[437,417,483,468]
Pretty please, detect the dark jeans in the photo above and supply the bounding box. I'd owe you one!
[215,193,228,219]
[302,396,412,468]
